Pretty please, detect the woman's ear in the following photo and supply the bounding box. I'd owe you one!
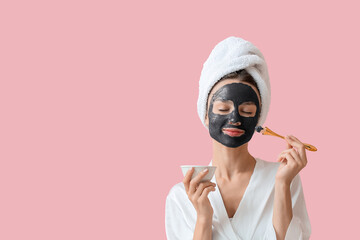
[205,112,209,128]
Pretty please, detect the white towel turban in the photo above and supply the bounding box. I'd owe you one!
[197,36,271,130]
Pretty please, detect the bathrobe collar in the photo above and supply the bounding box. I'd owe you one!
[208,158,264,240]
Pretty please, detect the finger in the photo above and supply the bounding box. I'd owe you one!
[288,138,307,167]
[182,167,194,193]
[278,150,296,165]
[285,135,293,149]
[277,152,289,163]
[276,149,292,162]
[286,135,306,163]
[199,186,216,201]
[276,154,285,162]
[288,148,303,166]
[277,155,286,163]
[189,169,209,194]
[284,152,296,166]
[193,182,216,199]
[289,135,307,161]
[289,134,302,143]
[287,135,304,151]
[277,153,288,163]
[286,136,304,158]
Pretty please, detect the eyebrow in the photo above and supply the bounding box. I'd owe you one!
[213,99,255,105]
[240,101,255,105]
[213,98,232,103]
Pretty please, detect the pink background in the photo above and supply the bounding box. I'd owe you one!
[1,1,359,239]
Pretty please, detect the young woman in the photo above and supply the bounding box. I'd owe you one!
[165,37,311,240]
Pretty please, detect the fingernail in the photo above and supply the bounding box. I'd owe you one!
[202,168,209,173]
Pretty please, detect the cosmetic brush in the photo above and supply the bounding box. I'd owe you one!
[255,126,317,152]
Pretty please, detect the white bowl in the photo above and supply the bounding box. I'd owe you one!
[180,165,217,182]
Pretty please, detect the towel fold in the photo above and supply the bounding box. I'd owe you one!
[197,36,271,129]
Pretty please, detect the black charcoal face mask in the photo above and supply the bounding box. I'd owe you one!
[208,82,260,148]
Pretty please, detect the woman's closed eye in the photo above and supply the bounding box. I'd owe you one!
[212,100,256,116]
[218,109,253,114]
[241,111,253,114]
[239,104,257,116]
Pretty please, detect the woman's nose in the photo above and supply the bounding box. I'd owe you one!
[229,120,241,126]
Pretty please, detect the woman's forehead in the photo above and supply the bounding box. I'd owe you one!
[213,99,256,105]
[208,79,261,105]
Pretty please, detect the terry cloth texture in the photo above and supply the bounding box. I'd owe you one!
[197,36,271,129]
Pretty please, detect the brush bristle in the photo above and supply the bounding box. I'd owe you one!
[255,126,263,133]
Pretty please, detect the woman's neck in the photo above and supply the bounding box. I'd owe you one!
[212,140,256,180]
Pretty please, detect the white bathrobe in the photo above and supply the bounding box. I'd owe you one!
[165,158,311,240]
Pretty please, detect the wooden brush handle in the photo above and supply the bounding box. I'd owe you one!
[262,127,285,139]
[303,143,317,152]
[262,127,317,152]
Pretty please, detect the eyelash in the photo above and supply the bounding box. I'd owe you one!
[219,109,252,114]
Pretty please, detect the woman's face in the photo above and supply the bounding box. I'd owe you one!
[205,79,261,148]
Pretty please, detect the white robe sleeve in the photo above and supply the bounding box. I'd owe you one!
[165,189,194,240]
[264,174,312,240]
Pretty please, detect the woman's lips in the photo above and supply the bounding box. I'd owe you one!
[222,128,245,137]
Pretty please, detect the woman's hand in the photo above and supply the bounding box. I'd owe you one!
[183,168,216,222]
[275,135,308,185]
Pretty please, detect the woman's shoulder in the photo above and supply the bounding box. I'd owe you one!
[256,157,281,171]
[166,182,194,211]
[166,182,187,201]
[256,157,304,190]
